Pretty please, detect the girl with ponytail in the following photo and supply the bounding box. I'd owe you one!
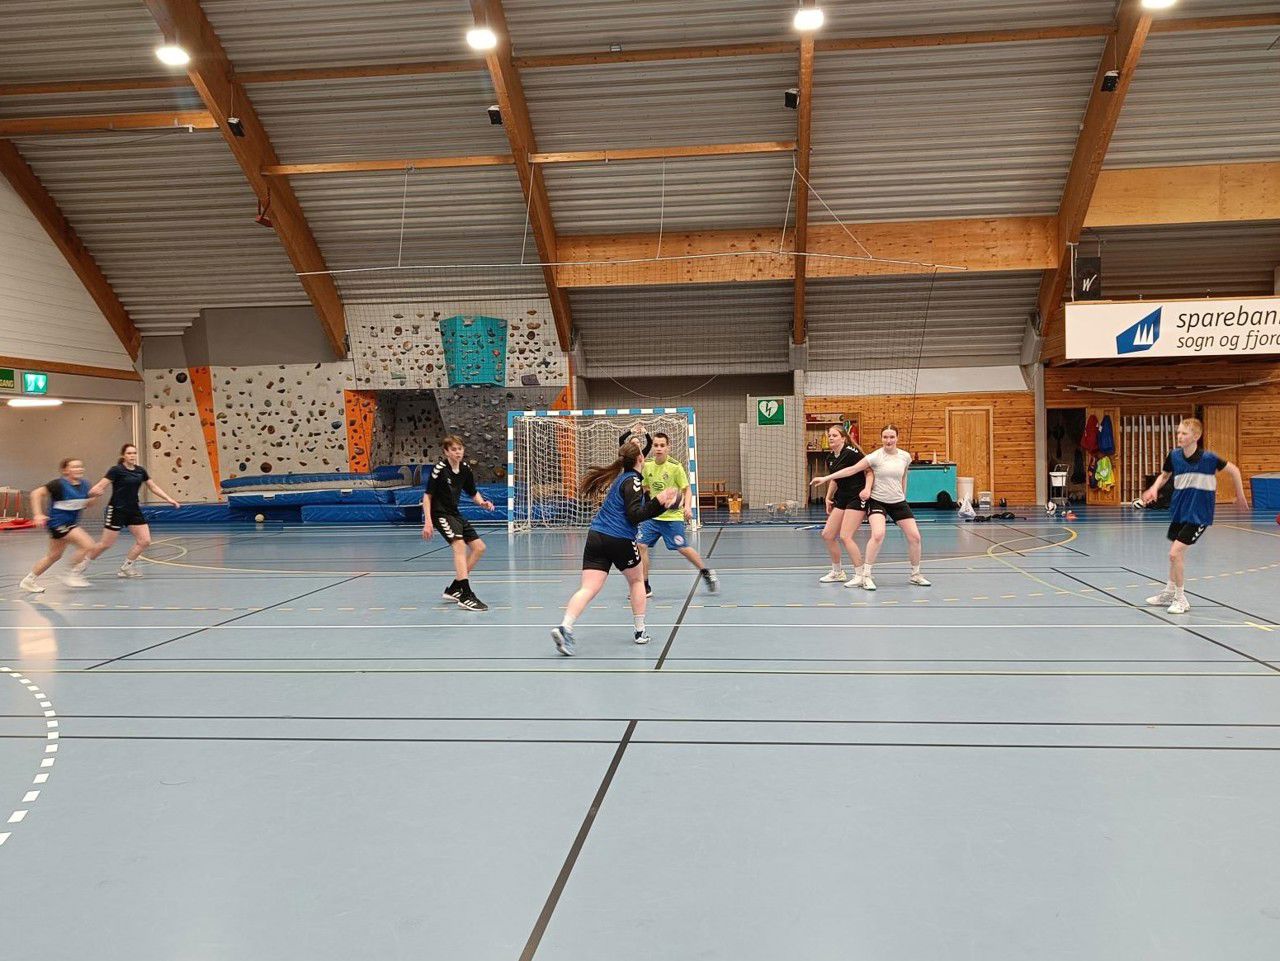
[551,440,680,656]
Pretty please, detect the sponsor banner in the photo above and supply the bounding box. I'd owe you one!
[1066,297,1280,360]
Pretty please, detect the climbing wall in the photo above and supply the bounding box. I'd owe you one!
[350,298,567,390]
[434,386,564,485]
[144,368,219,503]
[382,392,447,464]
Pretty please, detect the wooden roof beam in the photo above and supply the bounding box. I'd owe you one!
[0,139,141,361]
[792,35,814,346]
[0,111,215,135]
[5,13,1274,98]
[140,0,347,359]
[470,0,572,352]
[1039,0,1152,363]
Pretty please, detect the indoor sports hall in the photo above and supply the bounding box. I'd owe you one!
[1,2,1279,959]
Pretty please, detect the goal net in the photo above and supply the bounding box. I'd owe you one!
[508,407,698,532]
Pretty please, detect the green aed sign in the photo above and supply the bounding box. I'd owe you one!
[0,367,14,392]
[22,371,49,395]
[756,398,785,427]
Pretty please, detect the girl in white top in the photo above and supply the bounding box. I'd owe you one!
[810,424,929,591]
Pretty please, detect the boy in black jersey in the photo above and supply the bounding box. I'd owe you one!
[422,435,495,611]
[82,443,180,578]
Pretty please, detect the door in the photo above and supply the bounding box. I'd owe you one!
[947,407,993,495]
[1202,404,1239,503]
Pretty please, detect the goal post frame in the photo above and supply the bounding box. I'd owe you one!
[506,406,700,533]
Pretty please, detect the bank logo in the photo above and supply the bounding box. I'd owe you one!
[1116,307,1161,355]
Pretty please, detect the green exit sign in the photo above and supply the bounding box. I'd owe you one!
[0,368,14,392]
[22,371,48,395]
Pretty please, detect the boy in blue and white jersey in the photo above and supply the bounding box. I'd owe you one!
[1142,417,1247,615]
[21,457,100,593]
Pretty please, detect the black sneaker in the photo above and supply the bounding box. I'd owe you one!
[701,569,720,593]
[442,583,463,603]
[645,581,653,598]
[457,592,488,612]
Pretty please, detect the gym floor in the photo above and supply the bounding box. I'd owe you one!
[2,513,1279,960]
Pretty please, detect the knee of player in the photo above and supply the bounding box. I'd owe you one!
[136,533,152,549]
[472,539,486,553]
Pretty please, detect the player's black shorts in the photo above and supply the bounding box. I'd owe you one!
[866,498,914,523]
[831,489,868,512]
[104,505,146,531]
[48,523,78,540]
[1167,522,1207,546]
[433,514,479,543]
[582,530,642,573]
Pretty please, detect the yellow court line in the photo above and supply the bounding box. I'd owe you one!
[1222,524,1280,540]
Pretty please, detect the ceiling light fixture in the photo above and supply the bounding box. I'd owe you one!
[155,44,191,67]
[1140,0,1177,10]
[6,397,63,408]
[793,6,824,31]
[467,27,498,50]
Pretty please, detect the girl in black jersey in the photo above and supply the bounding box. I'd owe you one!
[817,425,872,586]
[81,444,180,579]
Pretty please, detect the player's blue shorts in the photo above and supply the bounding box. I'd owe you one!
[637,519,688,550]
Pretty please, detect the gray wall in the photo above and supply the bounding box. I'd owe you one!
[1,401,135,495]
[583,374,795,493]
[142,305,339,369]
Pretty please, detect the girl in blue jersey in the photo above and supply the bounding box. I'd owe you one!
[1142,417,1247,615]
[552,439,679,656]
[20,458,100,593]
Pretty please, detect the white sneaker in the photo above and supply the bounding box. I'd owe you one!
[819,570,848,583]
[909,573,931,587]
[843,574,865,588]
[1146,589,1176,606]
[861,575,877,591]
[20,574,44,594]
[1167,596,1190,615]
[117,566,142,578]
[61,572,90,588]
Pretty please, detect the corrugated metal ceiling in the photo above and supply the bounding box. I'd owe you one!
[200,0,476,70]
[810,38,1104,223]
[523,56,797,152]
[1107,26,1280,168]
[545,152,796,235]
[0,0,169,83]
[250,75,508,165]
[1089,222,1280,301]
[16,129,306,335]
[572,281,793,376]
[807,271,1039,369]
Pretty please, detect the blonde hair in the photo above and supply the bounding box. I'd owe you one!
[827,425,852,447]
[441,434,465,451]
[1179,418,1203,439]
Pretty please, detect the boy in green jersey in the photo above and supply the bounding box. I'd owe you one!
[637,432,719,597]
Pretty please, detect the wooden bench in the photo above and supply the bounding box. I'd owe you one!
[698,480,732,510]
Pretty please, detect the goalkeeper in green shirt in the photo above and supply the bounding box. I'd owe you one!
[637,432,719,597]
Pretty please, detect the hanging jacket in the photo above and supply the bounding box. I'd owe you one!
[1081,414,1100,453]
[1097,415,1116,455]
[1094,455,1115,491]
[1071,449,1086,484]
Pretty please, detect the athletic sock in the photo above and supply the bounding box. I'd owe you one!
[911,565,921,575]
[72,560,88,574]
[1165,579,1175,592]
[862,565,872,578]
[562,611,578,631]
[633,614,646,632]
[120,559,133,570]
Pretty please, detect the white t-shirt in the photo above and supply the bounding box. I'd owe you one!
[866,448,912,503]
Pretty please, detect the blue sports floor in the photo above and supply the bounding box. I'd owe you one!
[2,512,1279,960]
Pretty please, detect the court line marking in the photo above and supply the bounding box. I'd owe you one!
[10,667,1279,677]
[0,666,57,849]
[0,620,1264,631]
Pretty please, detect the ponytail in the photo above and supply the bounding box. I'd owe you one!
[579,440,643,499]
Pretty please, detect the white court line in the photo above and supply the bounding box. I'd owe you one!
[0,620,1260,631]
[0,666,57,849]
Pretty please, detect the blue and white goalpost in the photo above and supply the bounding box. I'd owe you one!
[506,407,700,533]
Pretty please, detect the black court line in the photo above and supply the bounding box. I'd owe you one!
[401,542,458,563]
[518,526,723,961]
[958,525,1026,557]
[80,574,368,671]
[1054,569,1280,676]
[2,733,1278,752]
[1119,565,1279,627]
[11,713,1280,728]
[17,656,1250,665]
[1003,523,1090,556]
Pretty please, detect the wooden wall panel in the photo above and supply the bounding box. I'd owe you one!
[806,391,1036,504]
[1045,361,1280,494]
[1202,403,1240,503]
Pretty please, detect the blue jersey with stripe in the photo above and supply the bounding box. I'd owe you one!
[44,477,92,529]
[590,470,647,540]
[1167,448,1224,527]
